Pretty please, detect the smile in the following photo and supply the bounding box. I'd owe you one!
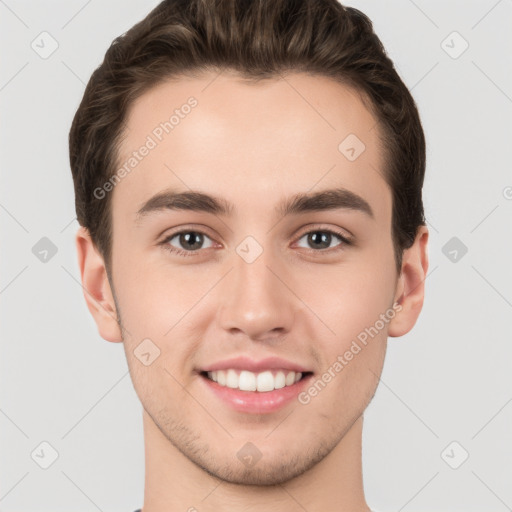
[203,369,309,392]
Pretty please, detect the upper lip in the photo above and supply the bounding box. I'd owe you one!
[199,356,312,374]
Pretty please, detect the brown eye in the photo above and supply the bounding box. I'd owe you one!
[296,229,352,251]
[162,230,214,256]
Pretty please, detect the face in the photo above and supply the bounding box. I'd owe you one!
[102,71,403,484]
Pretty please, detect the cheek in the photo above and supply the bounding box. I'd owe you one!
[113,246,173,314]
[113,255,214,360]
[305,271,391,410]
[309,261,395,336]
[299,270,393,396]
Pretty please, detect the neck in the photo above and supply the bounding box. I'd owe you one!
[141,410,371,512]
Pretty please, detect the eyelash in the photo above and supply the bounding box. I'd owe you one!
[159,226,353,258]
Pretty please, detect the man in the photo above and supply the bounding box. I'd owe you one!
[69,0,429,510]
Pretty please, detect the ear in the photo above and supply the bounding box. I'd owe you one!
[75,226,123,343]
[388,225,429,337]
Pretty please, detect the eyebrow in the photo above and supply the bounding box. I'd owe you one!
[135,186,374,222]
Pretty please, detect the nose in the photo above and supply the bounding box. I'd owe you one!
[217,246,296,342]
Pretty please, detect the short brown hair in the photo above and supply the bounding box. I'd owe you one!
[69,0,426,276]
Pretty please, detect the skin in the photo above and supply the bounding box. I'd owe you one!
[76,70,429,512]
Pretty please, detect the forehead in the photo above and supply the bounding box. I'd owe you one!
[112,70,390,226]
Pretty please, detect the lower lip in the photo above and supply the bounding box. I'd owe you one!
[199,373,313,414]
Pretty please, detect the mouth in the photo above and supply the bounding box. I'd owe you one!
[197,367,314,414]
[199,369,314,393]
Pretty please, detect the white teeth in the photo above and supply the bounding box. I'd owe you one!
[226,369,238,389]
[274,371,286,389]
[256,371,274,392]
[205,369,303,392]
[239,370,257,391]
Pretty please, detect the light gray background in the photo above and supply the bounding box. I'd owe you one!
[1,1,511,511]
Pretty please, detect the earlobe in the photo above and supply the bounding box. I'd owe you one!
[75,227,123,343]
[388,225,429,338]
